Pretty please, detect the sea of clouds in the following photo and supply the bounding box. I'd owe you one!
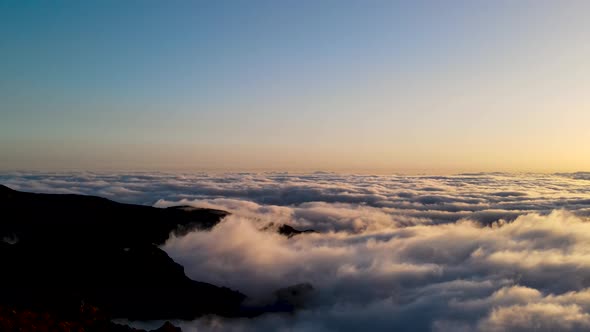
[3,171,590,331]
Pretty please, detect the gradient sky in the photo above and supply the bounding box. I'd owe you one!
[1,1,589,172]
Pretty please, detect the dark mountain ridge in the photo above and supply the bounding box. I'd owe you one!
[0,184,245,329]
[0,184,227,247]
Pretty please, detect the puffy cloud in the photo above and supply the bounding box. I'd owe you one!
[159,210,590,331]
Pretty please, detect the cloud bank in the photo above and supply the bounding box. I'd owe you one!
[3,171,590,331]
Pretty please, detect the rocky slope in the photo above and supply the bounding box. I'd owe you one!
[0,184,245,329]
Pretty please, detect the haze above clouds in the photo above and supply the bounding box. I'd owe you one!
[3,171,590,331]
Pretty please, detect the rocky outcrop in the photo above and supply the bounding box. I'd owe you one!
[0,184,243,327]
[277,224,317,238]
[260,222,317,238]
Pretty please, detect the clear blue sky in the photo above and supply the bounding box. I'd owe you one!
[1,1,589,172]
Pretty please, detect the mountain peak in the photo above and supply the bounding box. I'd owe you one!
[0,185,15,194]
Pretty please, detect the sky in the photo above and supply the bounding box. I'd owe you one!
[1,1,589,173]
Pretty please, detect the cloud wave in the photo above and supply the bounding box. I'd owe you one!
[3,171,590,331]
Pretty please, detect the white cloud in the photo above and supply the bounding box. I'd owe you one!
[4,171,590,331]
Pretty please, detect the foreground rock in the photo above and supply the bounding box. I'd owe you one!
[0,304,180,332]
[0,184,244,327]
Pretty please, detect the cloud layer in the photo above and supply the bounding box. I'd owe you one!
[3,171,590,331]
